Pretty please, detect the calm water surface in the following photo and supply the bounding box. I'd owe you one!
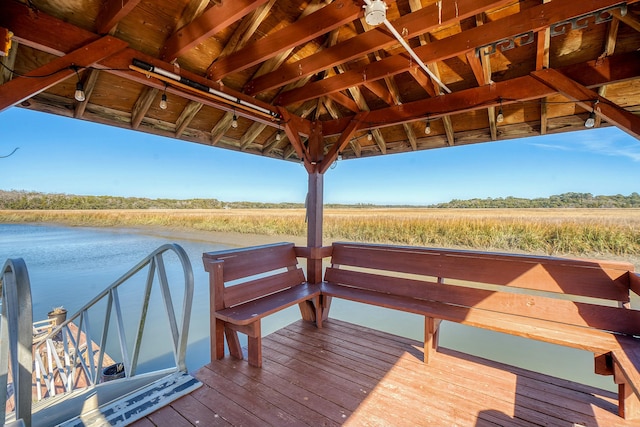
[0,223,614,391]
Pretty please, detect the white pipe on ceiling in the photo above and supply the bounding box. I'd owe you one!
[363,0,452,95]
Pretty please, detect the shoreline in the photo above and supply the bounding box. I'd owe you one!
[120,224,308,248]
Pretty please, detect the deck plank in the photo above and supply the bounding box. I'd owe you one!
[137,318,640,426]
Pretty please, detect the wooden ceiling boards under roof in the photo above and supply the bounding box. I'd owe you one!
[1,0,639,175]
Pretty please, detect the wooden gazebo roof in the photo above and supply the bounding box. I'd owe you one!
[0,0,639,175]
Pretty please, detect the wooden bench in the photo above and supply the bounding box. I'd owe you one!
[203,242,322,368]
[322,242,640,419]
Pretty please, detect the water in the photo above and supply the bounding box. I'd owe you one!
[0,224,615,391]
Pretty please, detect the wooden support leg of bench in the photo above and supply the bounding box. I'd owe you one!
[226,321,262,367]
[424,317,441,364]
[614,361,640,419]
[212,318,225,362]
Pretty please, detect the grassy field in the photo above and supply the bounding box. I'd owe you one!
[2,208,639,264]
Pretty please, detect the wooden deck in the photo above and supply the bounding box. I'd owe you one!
[132,319,640,427]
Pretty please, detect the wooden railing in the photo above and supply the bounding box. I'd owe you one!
[1,258,33,427]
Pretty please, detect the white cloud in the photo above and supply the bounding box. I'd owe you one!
[528,128,640,161]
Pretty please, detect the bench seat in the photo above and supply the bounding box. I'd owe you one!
[214,283,321,325]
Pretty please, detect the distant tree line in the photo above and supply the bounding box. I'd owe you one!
[431,192,640,209]
[1,190,639,210]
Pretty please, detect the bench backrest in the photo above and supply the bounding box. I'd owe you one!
[203,242,306,309]
[326,242,639,335]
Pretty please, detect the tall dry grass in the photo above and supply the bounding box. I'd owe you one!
[2,208,639,260]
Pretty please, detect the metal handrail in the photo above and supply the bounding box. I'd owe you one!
[2,243,194,427]
[1,258,33,427]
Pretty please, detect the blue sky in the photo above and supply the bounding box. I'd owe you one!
[1,107,638,205]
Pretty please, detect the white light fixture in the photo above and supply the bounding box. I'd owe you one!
[425,117,431,135]
[231,113,238,129]
[159,93,168,110]
[276,131,282,141]
[74,81,86,102]
[496,99,504,123]
[367,130,373,141]
[72,65,85,102]
[363,0,387,26]
[584,111,596,128]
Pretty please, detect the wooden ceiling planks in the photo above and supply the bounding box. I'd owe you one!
[0,0,638,168]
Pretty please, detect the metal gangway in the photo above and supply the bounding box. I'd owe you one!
[1,244,201,427]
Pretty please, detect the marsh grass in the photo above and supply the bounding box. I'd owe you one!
[2,208,640,259]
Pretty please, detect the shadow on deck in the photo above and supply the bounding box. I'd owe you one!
[132,319,640,426]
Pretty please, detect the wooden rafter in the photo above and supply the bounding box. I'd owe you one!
[162,0,270,61]
[230,1,330,153]
[1,2,286,129]
[131,86,159,129]
[176,0,276,146]
[320,112,367,174]
[613,9,640,32]
[531,68,640,140]
[245,0,512,95]
[322,52,640,137]
[473,13,497,141]
[175,101,203,137]
[536,0,552,135]
[276,0,632,106]
[95,0,142,34]
[595,16,620,128]
[175,0,211,33]
[208,0,362,81]
[207,0,276,75]
[0,36,127,112]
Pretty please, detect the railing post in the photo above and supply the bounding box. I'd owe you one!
[1,258,34,427]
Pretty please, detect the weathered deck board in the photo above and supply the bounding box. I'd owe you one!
[132,319,640,426]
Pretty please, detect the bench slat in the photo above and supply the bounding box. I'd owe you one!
[215,283,321,325]
[321,282,628,355]
[224,268,306,307]
[331,243,631,302]
[325,267,640,336]
[204,242,298,282]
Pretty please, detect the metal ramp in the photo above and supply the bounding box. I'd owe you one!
[1,244,201,426]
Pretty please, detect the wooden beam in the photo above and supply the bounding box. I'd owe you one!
[0,1,99,57]
[174,0,211,33]
[531,68,640,140]
[0,36,127,112]
[74,68,100,118]
[211,0,276,63]
[210,112,234,146]
[95,0,142,34]
[276,0,631,106]
[1,2,288,129]
[613,10,640,32]
[327,92,359,113]
[320,113,366,174]
[318,51,640,136]
[595,16,620,128]
[466,51,486,86]
[245,0,513,95]
[280,108,312,172]
[240,123,268,150]
[162,0,269,61]
[131,86,159,129]
[175,101,204,137]
[209,0,362,81]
